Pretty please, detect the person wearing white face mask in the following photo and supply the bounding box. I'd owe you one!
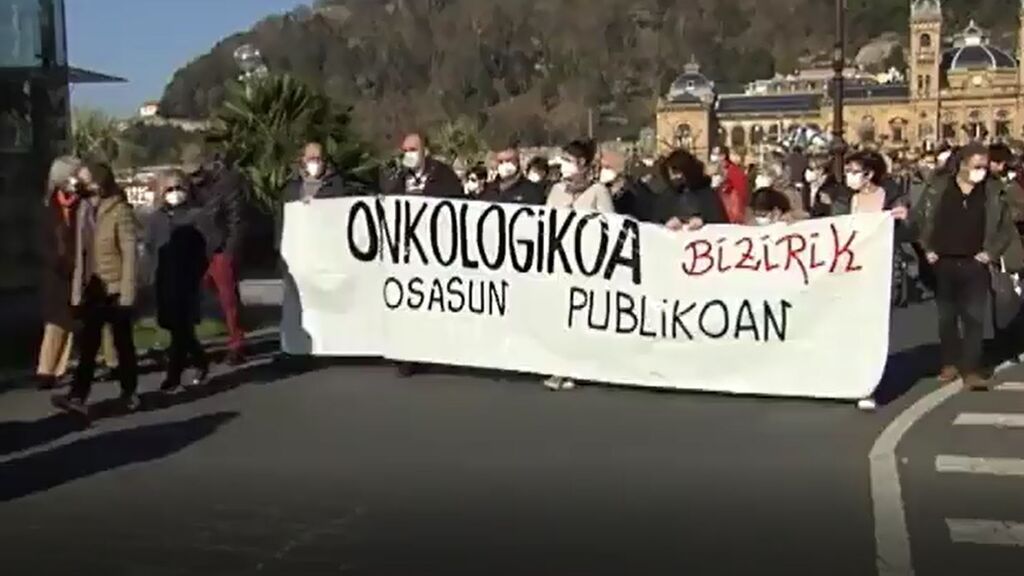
[282,142,352,205]
[835,151,909,219]
[909,142,1022,391]
[383,132,462,200]
[544,139,614,392]
[141,170,213,394]
[462,164,487,197]
[479,143,545,205]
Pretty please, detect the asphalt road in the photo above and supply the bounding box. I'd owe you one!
[0,301,1020,576]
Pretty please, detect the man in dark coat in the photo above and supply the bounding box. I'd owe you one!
[192,157,248,366]
[909,143,1021,390]
[384,132,461,377]
[384,133,463,199]
[479,143,545,205]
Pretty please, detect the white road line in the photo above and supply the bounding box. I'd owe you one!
[995,382,1024,392]
[946,519,1024,547]
[953,413,1024,428]
[870,381,963,576]
[871,354,1023,575]
[935,455,1024,477]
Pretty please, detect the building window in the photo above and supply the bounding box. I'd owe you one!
[918,122,933,141]
[730,125,746,149]
[715,126,727,147]
[891,125,904,143]
[924,75,932,96]
[767,124,780,142]
[941,123,956,141]
[0,0,44,67]
[858,116,876,143]
[917,75,924,93]
[674,123,692,148]
[996,110,1011,139]
[920,33,932,48]
[750,125,765,146]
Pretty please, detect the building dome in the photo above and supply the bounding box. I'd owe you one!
[667,56,715,103]
[942,20,1017,72]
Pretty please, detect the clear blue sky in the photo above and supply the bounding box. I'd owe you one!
[67,0,303,117]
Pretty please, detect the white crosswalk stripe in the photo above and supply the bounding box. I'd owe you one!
[995,382,1024,392]
[946,519,1024,547]
[935,455,1024,477]
[953,413,1024,428]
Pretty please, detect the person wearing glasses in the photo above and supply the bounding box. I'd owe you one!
[145,170,212,394]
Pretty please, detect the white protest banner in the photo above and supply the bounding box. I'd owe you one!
[281,196,894,400]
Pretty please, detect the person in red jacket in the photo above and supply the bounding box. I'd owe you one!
[709,145,749,224]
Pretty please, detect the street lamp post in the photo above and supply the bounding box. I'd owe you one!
[831,0,847,179]
[233,44,268,83]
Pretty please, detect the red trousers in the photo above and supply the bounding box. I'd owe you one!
[205,252,244,354]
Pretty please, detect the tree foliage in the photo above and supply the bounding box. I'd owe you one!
[160,0,1011,148]
[71,107,126,166]
[207,73,373,213]
[430,116,486,166]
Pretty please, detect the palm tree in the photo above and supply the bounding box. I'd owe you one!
[430,116,486,167]
[208,74,374,213]
[71,107,128,165]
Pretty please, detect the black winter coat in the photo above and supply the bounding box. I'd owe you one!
[152,207,210,329]
[480,177,546,205]
[383,157,463,199]
[615,175,687,225]
[194,166,248,259]
[679,184,730,225]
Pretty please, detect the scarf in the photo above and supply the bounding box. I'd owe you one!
[54,190,80,227]
[565,175,592,197]
[301,173,324,203]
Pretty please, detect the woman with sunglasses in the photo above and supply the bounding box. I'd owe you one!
[146,170,212,393]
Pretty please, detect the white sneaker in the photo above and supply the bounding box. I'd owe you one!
[543,377,563,391]
[857,398,877,412]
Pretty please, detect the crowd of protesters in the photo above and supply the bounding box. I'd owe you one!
[38,154,250,419]
[35,129,1024,417]
[363,133,1024,402]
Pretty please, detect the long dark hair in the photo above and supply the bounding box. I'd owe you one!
[660,149,711,190]
[563,139,598,166]
[88,162,124,199]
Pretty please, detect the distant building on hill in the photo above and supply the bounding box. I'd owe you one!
[139,101,160,118]
[657,0,1024,162]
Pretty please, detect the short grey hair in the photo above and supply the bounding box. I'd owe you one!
[46,155,82,194]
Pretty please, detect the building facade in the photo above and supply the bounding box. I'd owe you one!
[0,0,122,290]
[656,0,1024,163]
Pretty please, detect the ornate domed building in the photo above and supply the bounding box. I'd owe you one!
[656,0,1024,161]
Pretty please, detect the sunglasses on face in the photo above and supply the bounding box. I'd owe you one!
[164,186,185,193]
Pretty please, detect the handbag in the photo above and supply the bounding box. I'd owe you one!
[991,257,1023,330]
